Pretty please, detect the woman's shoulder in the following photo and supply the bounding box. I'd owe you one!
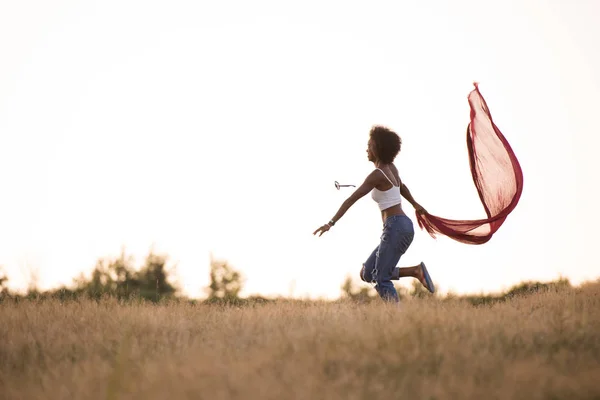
[389,163,402,185]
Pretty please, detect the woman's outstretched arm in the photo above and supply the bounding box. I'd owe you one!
[313,171,379,237]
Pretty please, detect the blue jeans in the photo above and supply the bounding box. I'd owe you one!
[360,215,415,302]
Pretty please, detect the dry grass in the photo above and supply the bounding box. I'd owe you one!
[1,282,599,400]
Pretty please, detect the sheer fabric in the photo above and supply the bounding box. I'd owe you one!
[415,83,524,244]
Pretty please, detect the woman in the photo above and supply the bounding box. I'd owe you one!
[313,125,435,302]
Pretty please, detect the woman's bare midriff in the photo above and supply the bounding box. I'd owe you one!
[381,204,406,222]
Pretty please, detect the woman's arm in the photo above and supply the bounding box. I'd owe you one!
[400,184,426,213]
[390,164,426,213]
[313,171,380,236]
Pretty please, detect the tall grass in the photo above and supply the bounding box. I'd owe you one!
[1,281,599,400]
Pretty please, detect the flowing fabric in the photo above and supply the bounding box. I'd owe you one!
[415,83,523,244]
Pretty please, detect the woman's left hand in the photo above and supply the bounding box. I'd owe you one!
[313,224,331,237]
[414,204,427,214]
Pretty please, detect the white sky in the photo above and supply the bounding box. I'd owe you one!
[1,0,599,299]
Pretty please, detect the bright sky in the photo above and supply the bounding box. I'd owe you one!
[1,0,599,299]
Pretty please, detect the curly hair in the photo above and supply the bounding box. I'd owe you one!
[369,125,402,163]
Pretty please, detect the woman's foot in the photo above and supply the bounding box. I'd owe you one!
[397,263,435,294]
[415,262,435,293]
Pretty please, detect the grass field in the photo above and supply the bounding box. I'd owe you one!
[1,281,599,400]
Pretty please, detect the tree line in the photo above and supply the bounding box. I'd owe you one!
[0,248,576,306]
[0,249,247,304]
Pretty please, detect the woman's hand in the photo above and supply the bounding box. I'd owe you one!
[414,203,427,214]
[313,224,331,237]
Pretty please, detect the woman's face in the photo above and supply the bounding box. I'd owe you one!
[367,138,377,162]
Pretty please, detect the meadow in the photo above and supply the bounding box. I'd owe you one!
[1,281,599,400]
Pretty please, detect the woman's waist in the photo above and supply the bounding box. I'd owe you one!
[381,204,406,220]
[382,210,413,231]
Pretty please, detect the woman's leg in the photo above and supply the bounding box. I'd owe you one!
[392,263,431,289]
[373,230,414,302]
[360,246,379,283]
[360,240,402,301]
[373,215,419,302]
[372,238,401,302]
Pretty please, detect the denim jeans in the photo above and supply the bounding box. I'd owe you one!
[360,215,415,302]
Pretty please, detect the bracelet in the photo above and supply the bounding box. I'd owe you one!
[328,220,335,227]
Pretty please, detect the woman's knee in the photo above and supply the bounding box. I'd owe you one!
[360,264,372,282]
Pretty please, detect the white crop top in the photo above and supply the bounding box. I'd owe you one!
[371,168,402,211]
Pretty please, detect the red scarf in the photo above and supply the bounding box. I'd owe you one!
[416,83,524,244]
